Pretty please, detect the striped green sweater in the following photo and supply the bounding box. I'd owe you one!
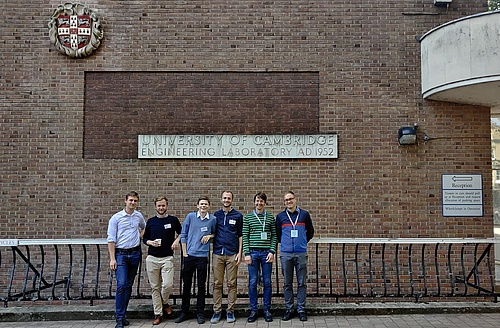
[242,211,277,255]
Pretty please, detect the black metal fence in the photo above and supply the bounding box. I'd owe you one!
[0,238,497,307]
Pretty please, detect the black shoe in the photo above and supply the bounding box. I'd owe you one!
[197,313,205,324]
[264,310,273,322]
[298,312,308,321]
[282,310,293,321]
[115,321,124,328]
[175,312,188,323]
[122,318,130,326]
[247,311,258,323]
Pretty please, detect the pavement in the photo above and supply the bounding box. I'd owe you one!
[1,312,500,328]
[2,302,500,328]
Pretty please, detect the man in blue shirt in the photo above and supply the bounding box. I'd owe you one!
[175,196,216,325]
[107,191,146,328]
[276,191,314,322]
[210,191,243,324]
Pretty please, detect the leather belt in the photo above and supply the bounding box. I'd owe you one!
[115,245,141,253]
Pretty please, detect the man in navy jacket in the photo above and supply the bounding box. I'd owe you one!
[210,191,243,324]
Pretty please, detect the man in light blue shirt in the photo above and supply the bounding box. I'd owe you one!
[107,191,146,328]
[175,196,216,325]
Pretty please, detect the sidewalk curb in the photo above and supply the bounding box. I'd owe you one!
[2,302,500,322]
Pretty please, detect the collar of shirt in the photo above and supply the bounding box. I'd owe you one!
[197,211,210,220]
[123,208,135,216]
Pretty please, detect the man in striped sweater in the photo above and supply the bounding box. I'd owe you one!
[242,192,277,323]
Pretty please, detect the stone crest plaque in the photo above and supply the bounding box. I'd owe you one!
[48,3,103,58]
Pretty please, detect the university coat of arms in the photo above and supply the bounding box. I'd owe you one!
[48,3,103,58]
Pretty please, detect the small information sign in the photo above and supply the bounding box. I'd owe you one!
[442,174,483,217]
[0,239,19,247]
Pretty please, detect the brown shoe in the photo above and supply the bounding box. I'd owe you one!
[152,315,162,325]
[163,303,172,316]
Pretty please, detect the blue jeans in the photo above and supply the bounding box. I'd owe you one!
[280,252,308,312]
[115,249,141,321]
[248,249,273,312]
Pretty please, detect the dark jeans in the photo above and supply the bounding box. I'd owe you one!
[248,249,273,312]
[114,248,141,321]
[181,255,208,315]
[280,252,308,312]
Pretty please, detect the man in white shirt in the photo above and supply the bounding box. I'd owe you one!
[107,191,146,328]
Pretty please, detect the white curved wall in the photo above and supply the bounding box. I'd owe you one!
[420,11,500,107]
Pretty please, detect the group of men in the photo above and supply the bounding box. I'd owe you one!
[106,190,314,328]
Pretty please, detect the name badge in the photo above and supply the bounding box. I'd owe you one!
[164,223,171,229]
[229,219,236,225]
[291,230,298,238]
[201,227,208,232]
[260,232,268,240]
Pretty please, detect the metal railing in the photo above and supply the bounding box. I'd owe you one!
[0,238,497,307]
[307,238,497,302]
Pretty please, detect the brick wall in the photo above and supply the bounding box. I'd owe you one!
[0,0,492,243]
[84,71,319,159]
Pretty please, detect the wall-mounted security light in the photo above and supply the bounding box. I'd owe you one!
[398,125,418,145]
[434,0,452,6]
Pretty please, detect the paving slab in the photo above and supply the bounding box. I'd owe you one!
[1,313,500,328]
[2,302,500,323]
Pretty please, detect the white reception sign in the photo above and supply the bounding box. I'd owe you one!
[442,174,483,217]
[138,134,338,159]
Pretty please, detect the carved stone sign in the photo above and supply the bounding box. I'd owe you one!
[48,3,103,58]
[138,134,338,159]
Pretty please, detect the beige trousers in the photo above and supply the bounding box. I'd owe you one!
[146,255,174,316]
[212,253,239,313]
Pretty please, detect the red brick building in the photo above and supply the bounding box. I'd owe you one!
[1,0,491,239]
[1,1,496,303]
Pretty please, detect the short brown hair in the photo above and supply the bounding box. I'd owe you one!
[125,191,139,200]
[221,190,234,198]
[198,196,210,205]
[155,195,168,204]
[253,191,267,204]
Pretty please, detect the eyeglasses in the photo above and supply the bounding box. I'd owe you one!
[284,197,295,202]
